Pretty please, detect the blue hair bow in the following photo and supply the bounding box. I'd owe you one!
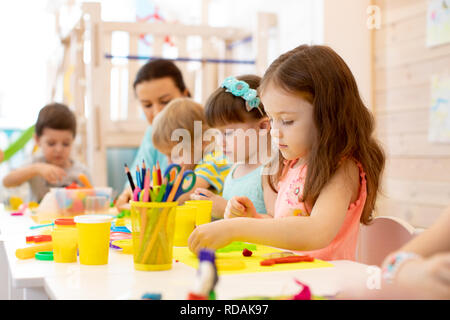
[221,76,264,115]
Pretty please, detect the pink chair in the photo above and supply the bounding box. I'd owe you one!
[356,216,416,266]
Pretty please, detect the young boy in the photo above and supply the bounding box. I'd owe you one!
[2,103,91,202]
[151,97,231,205]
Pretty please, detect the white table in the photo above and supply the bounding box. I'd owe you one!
[0,208,375,300]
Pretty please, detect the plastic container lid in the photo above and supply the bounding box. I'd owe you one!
[141,293,162,300]
[35,251,54,261]
[26,235,52,243]
[74,215,113,224]
[54,218,76,226]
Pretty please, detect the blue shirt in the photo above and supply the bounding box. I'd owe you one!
[222,164,267,214]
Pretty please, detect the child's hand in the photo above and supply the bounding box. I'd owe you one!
[115,188,132,209]
[190,188,215,201]
[37,163,67,184]
[188,219,235,255]
[224,196,257,219]
[396,252,450,299]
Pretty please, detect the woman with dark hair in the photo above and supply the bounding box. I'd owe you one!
[116,59,190,207]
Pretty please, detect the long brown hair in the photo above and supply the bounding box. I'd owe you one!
[260,45,385,225]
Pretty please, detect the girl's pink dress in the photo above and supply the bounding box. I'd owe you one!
[274,159,367,261]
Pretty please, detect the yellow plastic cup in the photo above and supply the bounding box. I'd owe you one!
[9,196,23,211]
[74,215,112,265]
[173,205,197,247]
[185,200,213,226]
[130,201,177,271]
[52,218,78,263]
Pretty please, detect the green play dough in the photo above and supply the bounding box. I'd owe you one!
[216,241,257,253]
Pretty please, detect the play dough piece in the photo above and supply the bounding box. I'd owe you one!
[35,251,54,261]
[260,255,314,266]
[242,248,253,257]
[111,239,133,254]
[216,259,246,271]
[16,242,53,259]
[261,251,295,259]
[216,242,257,253]
[260,259,275,266]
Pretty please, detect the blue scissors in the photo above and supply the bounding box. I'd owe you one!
[162,163,197,201]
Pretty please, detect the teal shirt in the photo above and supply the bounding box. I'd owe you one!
[126,126,168,189]
[222,164,267,214]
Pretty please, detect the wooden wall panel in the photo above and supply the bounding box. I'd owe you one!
[373,0,450,228]
[384,157,450,182]
[375,83,430,113]
[375,55,450,92]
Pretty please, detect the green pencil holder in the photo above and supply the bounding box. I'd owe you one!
[130,201,178,271]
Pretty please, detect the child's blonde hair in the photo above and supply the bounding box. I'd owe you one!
[152,98,208,158]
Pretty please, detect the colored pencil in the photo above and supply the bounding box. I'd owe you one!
[124,163,136,191]
[143,168,150,202]
[136,165,141,190]
[139,167,185,263]
[152,166,158,188]
[156,161,162,185]
[155,184,166,202]
[141,160,146,189]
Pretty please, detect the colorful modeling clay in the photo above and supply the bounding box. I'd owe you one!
[260,255,314,266]
[216,241,257,253]
[16,242,53,260]
[242,248,253,257]
[66,182,79,189]
[261,251,294,259]
[26,235,52,243]
[35,251,54,261]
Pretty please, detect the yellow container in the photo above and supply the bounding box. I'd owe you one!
[173,205,197,247]
[74,215,112,265]
[111,239,133,254]
[185,200,213,226]
[9,196,23,211]
[52,218,78,263]
[130,201,177,271]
